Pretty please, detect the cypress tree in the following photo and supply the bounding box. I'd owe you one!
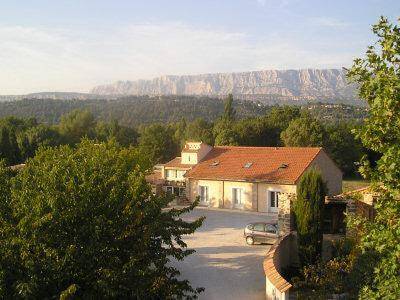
[294,168,327,267]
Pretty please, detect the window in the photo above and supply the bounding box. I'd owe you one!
[269,191,280,208]
[199,186,209,203]
[179,187,185,196]
[166,169,177,179]
[166,186,173,194]
[232,188,242,205]
[253,223,265,232]
[176,170,186,179]
[266,224,277,234]
[173,187,180,196]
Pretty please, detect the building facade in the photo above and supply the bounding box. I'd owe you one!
[148,142,342,214]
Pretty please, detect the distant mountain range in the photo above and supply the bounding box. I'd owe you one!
[91,69,359,105]
[0,69,361,106]
[0,92,114,102]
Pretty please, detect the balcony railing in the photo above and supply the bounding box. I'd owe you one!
[165,180,186,187]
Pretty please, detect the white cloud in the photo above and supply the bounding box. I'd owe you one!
[0,22,356,94]
[255,0,294,8]
[310,17,350,28]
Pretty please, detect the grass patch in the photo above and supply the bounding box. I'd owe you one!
[342,179,369,193]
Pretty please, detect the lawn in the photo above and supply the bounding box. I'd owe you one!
[342,179,370,193]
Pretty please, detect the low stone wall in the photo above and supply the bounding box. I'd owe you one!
[264,233,298,300]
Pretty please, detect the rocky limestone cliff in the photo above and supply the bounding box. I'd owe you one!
[90,69,357,103]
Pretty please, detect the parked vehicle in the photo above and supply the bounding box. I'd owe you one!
[244,222,279,245]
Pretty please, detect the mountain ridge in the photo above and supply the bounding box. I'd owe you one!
[90,68,358,105]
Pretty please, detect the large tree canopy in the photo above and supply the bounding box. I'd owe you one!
[280,114,326,147]
[347,16,400,299]
[0,140,203,299]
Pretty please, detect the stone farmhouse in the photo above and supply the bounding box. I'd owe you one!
[147,141,342,214]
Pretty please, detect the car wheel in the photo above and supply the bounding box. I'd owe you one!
[246,236,254,245]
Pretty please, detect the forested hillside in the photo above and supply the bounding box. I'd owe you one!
[0,96,372,178]
[0,96,367,127]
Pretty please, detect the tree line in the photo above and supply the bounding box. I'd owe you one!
[0,97,371,177]
[0,96,367,127]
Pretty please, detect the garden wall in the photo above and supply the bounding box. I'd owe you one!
[264,233,298,300]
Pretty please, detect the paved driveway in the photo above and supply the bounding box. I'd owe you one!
[173,207,276,300]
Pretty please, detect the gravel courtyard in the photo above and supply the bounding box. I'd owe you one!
[173,207,277,300]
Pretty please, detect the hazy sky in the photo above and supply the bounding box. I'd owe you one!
[0,0,399,94]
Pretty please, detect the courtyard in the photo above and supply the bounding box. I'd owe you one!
[173,207,277,300]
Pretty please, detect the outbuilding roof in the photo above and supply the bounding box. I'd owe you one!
[185,146,322,184]
[164,157,193,169]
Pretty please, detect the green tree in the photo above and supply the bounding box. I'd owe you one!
[94,120,138,147]
[266,106,301,131]
[213,94,240,145]
[294,168,327,267]
[17,125,62,160]
[58,110,96,144]
[0,140,204,299]
[324,122,364,176]
[173,118,187,147]
[184,118,214,145]
[222,94,236,122]
[138,123,178,163]
[281,114,326,147]
[346,16,400,299]
[214,126,240,146]
[0,126,20,165]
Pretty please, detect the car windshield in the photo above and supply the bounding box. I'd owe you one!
[252,223,265,231]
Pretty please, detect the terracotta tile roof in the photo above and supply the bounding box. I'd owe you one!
[145,170,164,185]
[181,149,199,153]
[185,146,322,184]
[164,157,193,169]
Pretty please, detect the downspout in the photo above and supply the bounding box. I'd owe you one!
[257,182,259,212]
[222,181,225,208]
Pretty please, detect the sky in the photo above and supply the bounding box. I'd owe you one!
[0,0,399,94]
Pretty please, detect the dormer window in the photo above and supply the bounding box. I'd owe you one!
[244,162,253,168]
[210,161,219,166]
[279,163,288,169]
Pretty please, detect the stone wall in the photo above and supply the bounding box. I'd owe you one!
[264,233,299,300]
[278,193,296,235]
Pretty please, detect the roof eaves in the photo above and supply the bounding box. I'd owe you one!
[185,176,296,185]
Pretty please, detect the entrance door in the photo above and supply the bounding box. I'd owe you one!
[199,186,209,205]
[268,191,280,213]
[232,188,243,208]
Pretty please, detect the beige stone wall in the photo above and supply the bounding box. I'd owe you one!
[181,152,198,164]
[181,143,212,164]
[257,183,297,213]
[308,150,343,196]
[188,179,255,210]
[188,179,297,213]
[188,179,224,208]
[222,181,254,210]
